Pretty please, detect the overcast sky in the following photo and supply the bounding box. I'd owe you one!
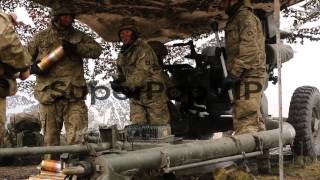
[266,40,320,117]
[265,3,320,117]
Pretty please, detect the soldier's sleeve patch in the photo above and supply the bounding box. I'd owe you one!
[247,30,253,37]
[240,20,257,41]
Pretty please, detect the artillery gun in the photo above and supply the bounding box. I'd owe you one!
[163,14,295,139]
[0,121,296,179]
[1,0,320,179]
[1,17,319,178]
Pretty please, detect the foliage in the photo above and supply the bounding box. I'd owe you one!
[283,0,320,44]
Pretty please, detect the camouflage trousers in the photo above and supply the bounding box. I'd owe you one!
[0,97,5,147]
[233,77,266,135]
[40,99,88,159]
[130,99,170,125]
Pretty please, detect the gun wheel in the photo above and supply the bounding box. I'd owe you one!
[288,86,320,159]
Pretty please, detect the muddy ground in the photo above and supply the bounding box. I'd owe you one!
[0,165,39,180]
[1,160,320,180]
[1,152,320,180]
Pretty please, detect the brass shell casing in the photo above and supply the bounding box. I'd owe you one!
[40,160,62,173]
[37,46,64,71]
[28,160,66,179]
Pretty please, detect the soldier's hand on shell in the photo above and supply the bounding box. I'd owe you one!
[19,69,31,80]
[62,40,77,54]
[30,61,47,75]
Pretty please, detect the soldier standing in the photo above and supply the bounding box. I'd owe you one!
[147,40,177,98]
[0,11,31,147]
[111,18,170,126]
[27,6,102,159]
[217,0,270,176]
[221,0,266,135]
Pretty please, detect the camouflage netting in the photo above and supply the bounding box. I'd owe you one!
[30,0,304,42]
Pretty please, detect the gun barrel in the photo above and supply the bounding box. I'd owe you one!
[0,143,111,157]
[103,122,295,173]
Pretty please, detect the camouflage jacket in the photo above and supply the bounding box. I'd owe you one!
[225,4,266,78]
[0,11,31,76]
[28,24,102,104]
[117,39,168,103]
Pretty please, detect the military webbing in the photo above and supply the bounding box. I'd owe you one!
[228,136,250,173]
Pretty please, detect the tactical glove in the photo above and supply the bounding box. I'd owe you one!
[30,61,47,75]
[110,81,123,92]
[215,47,222,57]
[222,74,240,91]
[113,76,125,84]
[62,40,77,54]
[110,75,126,91]
[110,81,140,99]
[122,87,140,99]
[214,47,227,60]
[0,78,10,98]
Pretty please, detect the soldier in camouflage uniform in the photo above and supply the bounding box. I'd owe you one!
[0,11,31,147]
[27,6,102,158]
[111,18,170,125]
[217,0,270,176]
[221,0,266,135]
[147,40,179,99]
[147,41,182,122]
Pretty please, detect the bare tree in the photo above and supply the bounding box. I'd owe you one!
[283,0,320,43]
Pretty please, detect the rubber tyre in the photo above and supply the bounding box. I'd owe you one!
[288,86,320,159]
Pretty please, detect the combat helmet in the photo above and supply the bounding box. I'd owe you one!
[118,17,140,36]
[50,5,75,17]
